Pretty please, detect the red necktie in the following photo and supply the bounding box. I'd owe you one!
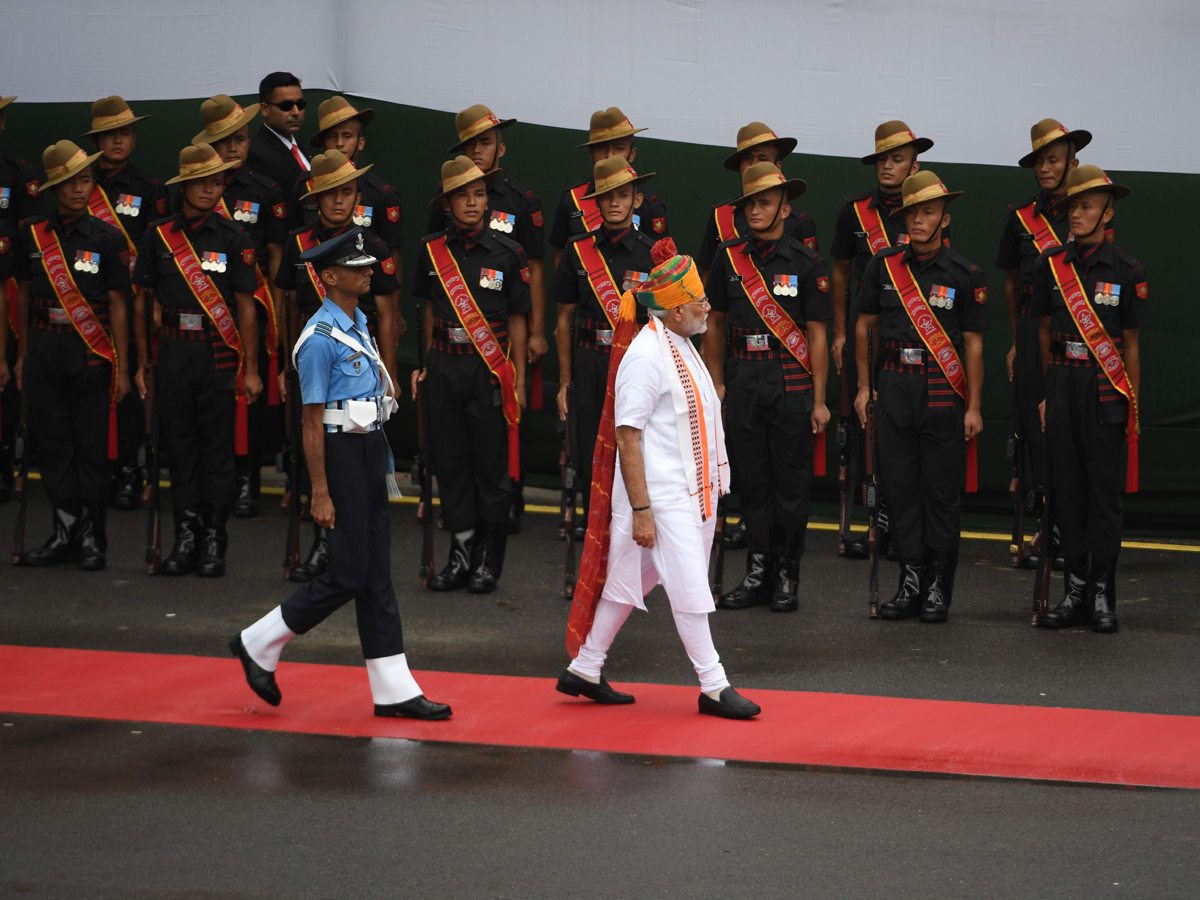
[290,141,310,172]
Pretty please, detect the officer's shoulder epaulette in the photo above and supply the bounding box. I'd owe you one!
[497,171,536,200]
[245,168,279,191]
[211,213,246,235]
[565,178,589,193]
[419,229,448,246]
[877,244,907,259]
[943,246,984,275]
[1008,191,1042,213]
[843,189,874,204]
[146,214,176,229]
[1110,243,1141,270]
[632,229,657,249]
[491,231,526,257]
[716,234,750,250]
[1040,242,1069,259]
[88,216,123,239]
[783,232,819,261]
[564,231,595,247]
[0,146,30,167]
[22,212,53,229]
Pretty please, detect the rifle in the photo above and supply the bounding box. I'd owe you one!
[10,351,30,565]
[140,294,162,574]
[837,284,856,554]
[413,301,435,587]
[864,327,879,618]
[1006,377,1027,567]
[562,310,577,598]
[1031,437,1054,625]
[281,295,302,578]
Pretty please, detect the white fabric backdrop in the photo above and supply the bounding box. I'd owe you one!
[4,0,1196,173]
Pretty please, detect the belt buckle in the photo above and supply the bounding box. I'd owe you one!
[47,307,70,324]
[595,329,613,347]
[179,312,204,331]
[900,348,923,365]
[745,334,769,351]
[447,327,470,344]
[1065,342,1088,360]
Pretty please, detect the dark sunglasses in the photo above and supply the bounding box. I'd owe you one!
[266,99,307,112]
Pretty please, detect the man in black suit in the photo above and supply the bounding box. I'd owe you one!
[247,72,311,193]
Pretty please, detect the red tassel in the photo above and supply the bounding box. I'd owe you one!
[267,353,280,406]
[507,422,520,480]
[107,400,118,460]
[530,359,543,410]
[965,437,978,494]
[813,431,826,477]
[235,395,249,455]
[1125,434,1139,493]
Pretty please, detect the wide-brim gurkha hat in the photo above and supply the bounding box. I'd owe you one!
[1019,118,1093,168]
[577,107,647,148]
[299,225,377,271]
[430,156,492,205]
[732,161,806,206]
[723,122,798,171]
[300,149,373,199]
[1052,165,1130,211]
[165,143,241,186]
[0,96,15,112]
[309,96,376,148]
[581,156,655,200]
[891,170,963,216]
[38,140,103,192]
[448,104,516,154]
[193,94,259,145]
[861,120,934,164]
[81,95,150,136]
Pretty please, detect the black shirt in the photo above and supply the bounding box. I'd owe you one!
[414,227,532,324]
[996,191,1070,296]
[0,219,12,282]
[857,245,989,352]
[706,234,833,330]
[15,212,130,312]
[172,166,289,261]
[0,145,42,231]
[697,202,818,273]
[276,222,399,317]
[549,179,668,250]
[1032,239,1145,338]
[94,161,168,250]
[291,168,404,252]
[134,213,257,309]
[552,225,656,324]
[830,187,911,287]
[427,170,544,260]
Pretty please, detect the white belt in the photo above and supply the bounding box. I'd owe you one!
[47,307,70,324]
[447,327,470,344]
[178,312,205,331]
[322,396,397,433]
[745,334,770,351]
[899,348,924,365]
[1064,341,1089,360]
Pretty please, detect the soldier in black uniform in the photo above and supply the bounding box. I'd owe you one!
[135,144,261,577]
[412,156,530,594]
[703,162,832,613]
[830,121,935,559]
[192,94,290,519]
[549,107,669,275]
[80,96,168,511]
[997,119,1090,567]
[13,140,131,569]
[1033,166,1144,634]
[276,150,399,583]
[0,95,42,502]
[552,155,657,539]
[854,171,987,623]
[428,104,546,533]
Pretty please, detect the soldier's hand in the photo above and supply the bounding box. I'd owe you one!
[964,409,983,440]
[135,367,147,401]
[0,359,9,391]
[277,370,288,403]
[311,490,335,529]
[716,383,726,403]
[811,402,831,434]
[14,357,23,391]
[395,316,407,340]
[1038,399,1046,433]
[528,333,549,364]
[1006,343,1016,382]
[832,333,846,376]
[115,372,131,404]
[411,367,426,400]
[854,386,871,428]
[632,508,656,549]
[244,372,263,403]
[556,384,569,421]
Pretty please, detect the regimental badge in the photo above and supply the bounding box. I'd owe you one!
[521,266,531,284]
[0,187,10,209]
[772,274,798,297]
[1136,281,1148,300]
[243,248,256,267]
[386,206,400,223]
[817,275,830,293]
[1093,282,1121,307]
[0,237,10,254]
[156,197,168,215]
[897,234,911,245]
[119,250,131,271]
[382,258,395,274]
[653,217,666,234]
[352,205,374,227]
[116,193,143,217]
[479,267,503,290]
[273,203,288,219]
[929,284,956,309]
[804,236,818,251]
[489,210,516,233]
[201,251,228,273]
[623,270,649,292]
[632,214,642,230]
[532,210,543,228]
[975,287,988,304]
[233,199,260,224]
[26,181,39,197]
[74,250,100,274]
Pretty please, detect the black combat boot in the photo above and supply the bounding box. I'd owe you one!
[76,501,109,571]
[288,525,330,583]
[1089,556,1118,633]
[1040,554,1091,628]
[717,529,772,610]
[469,521,508,594]
[429,528,475,591]
[877,555,925,620]
[723,519,748,549]
[24,501,81,567]
[162,506,201,575]
[232,459,259,518]
[770,527,804,613]
[919,550,959,623]
[196,503,230,577]
[844,501,891,560]
[111,462,141,511]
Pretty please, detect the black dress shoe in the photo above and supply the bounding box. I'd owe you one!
[698,687,761,719]
[375,695,452,720]
[228,634,281,706]
[842,533,870,560]
[555,668,635,704]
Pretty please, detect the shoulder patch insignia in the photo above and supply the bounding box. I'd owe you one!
[26,181,39,197]
[521,266,531,284]
[1136,282,1148,300]
[532,210,543,228]
[652,217,666,234]
[817,275,830,293]
[381,258,395,274]
[387,206,400,222]
[119,249,131,270]
[274,203,287,219]
[243,248,256,267]
[804,236,817,251]
[975,287,988,304]
[0,237,8,254]
[156,198,168,215]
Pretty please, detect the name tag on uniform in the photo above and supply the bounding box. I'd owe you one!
[930,285,955,309]
[623,270,649,291]
[116,193,143,217]
[480,267,503,290]
[352,205,373,226]
[74,250,100,273]
[772,274,798,297]
[201,251,227,273]
[489,210,516,233]
[233,200,260,223]
[0,187,9,209]
[1094,282,1120,307]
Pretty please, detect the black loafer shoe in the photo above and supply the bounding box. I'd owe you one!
[698,686,761,719]
[374,695,452,720]
[555,668,635,704]
[228,634,281,706]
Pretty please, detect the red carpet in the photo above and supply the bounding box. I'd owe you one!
[2,644,1197,789]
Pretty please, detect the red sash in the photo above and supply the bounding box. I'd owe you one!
[714,204,738,243]
[295,228,328,302]
[1013,202,1062,255]
[569,183,604,233]
[724,246,811,373]
[29,219,120,459]
[573,236,623,328]
[852,198,892,255]
[155,221,249,454]
[427,236,521,478]
[1047,250,1140,492]
[217,197,280,405]
[87,185,137,275]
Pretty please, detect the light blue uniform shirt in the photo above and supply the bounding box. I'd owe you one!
[296,298,384,405]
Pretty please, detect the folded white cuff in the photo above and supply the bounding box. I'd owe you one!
[366,653,423,705]
[240,606,294,672]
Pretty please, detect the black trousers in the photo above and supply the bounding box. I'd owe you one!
[0,302,19,480]
[570,343,611,523]
[157,336,236,510]
[726,357,811,534]
[876,369,964,560]
[1013,312,1046,488]
[26,328,112,505]
[426,348,510,531]
[280,429,404,659]
[1045,365,1124,561]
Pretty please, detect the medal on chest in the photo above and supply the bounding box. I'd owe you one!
[0,187,9,209]
[623,270,649,292]
[772,274,798,297]
[352,205,373,226]
[1093,282,1120,307]
[896,233,911,245]
[116,193,143,217]
[201,251,228,273]
[930,284,955,309]
[73,250,100,274]
[233,199,260,224]
[479,267,504,290]
[489,210,516,233]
